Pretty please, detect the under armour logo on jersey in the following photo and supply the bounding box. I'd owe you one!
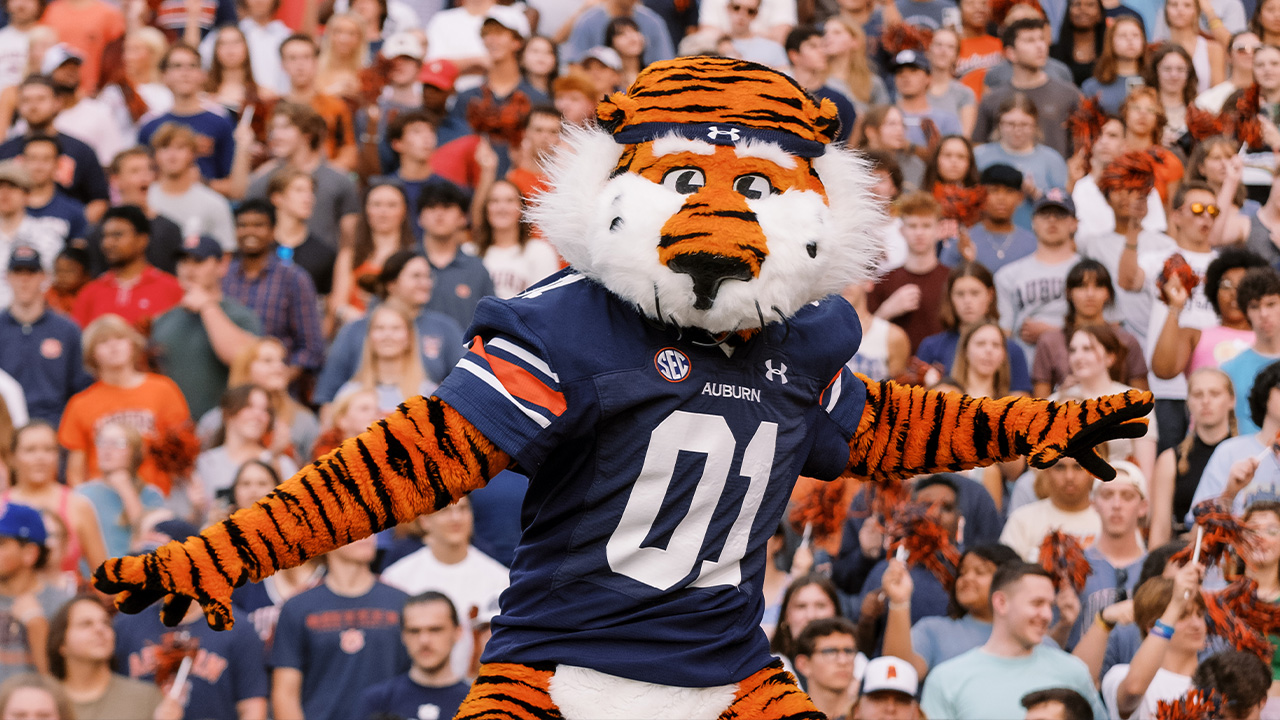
[765,359,788,384]
[707,126,740,142]
[655,348,692,382]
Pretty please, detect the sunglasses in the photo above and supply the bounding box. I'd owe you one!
[1188,202,1220,217]
[729,2,759,15]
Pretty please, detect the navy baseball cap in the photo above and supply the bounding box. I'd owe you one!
[176,235,224,261]
[892,49,931,73]
[8,245,42,272]
[1033,187,1076,217]
[0,503,47,545]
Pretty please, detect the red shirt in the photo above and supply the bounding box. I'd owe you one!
[71,266,183,334]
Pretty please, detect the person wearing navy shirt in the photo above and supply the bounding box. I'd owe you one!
[22,135,86,245]
[0,76,110,223]
[271,535,410,720]
[785,27,857,145]
[0,247,92,426]
[430,268,867,687]
[137,44,237,185]
[357,592,470,720]
[417,182,494,332]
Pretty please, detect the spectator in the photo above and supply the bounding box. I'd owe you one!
[335,181,414,318]
[45,247,89,316]
[769,574,842,665]
[893,49,963,147]
[0,0,41,91]
[1021,688,1095,720]
[222,199,325,375]
[21,135,85,248]
[199,0,290,94]
[1100,566,1206,720]
[200,26,269,124]
[0,161,64,308]
[202,337,320,459]
[519,35,558,98]
[73,423,165,560]
[1197,139,1258,243]
[267,169,335,295]
[1072,118,1167,241]
[867,193,948,351]
[3,673,79,720]
[920,563,1106,720]
[1256,0,1280,46]
[354,32,424,179]
[43,44,129,171]
[1189,650,1271,720]
[882,544,1023,676]
[994,192,1080,362]
[332,304,436,412]
[315,13,366,100]
[245,102,360,257]
[723,0,789,68]
[58,315,191,492]
[975,94,1069,230]
[1143,44,1201,155]
[381,496,509,681]
[918,261,1033,393]
[424,1,518,89]
[418,181,495,331]
[1162,0,1226,92]
[980,3,1080,88]
[196,384,298,516]
[793,617,860,719]
[469,176,559,299]
[1081,17,1147,114]
[146,123,238,252]
[374,111,451,240]
[786,26,856,145]
[38,0,123,94]
[278,34,357,170]
[151,235,261,421]
[315,251,464,406]
[942,164,1037,272]
[0,500,71,681]
[71,205,184,334]
[850,655,921,720]
[1222,268,1280,435]
[114,521,270,720]
[48,595,167,720]
[0,76,109,222]
[551,72,599,128]
[1241,501,1280,611]
[86,147,187,276]
[957,0,1003,90]
[0,246,92,426]
[271,535,409,720]
[606,17,646,88]
[857,106,926,191]
[1050,0,1107,87]
[1067,461,1147,650]
[865,149,909,269]
[973,18,1083,158]
[928,28,978,137]
[1189,357,1280,513]
[504,104,561,201]
[1118,88,1185,204]
[824,17,888,113]
[1000,456,1101,561]
[566,0,676,67]
[308,386,378,460]
[1197,31,1259,112]
[357,592,470,720]
[841,281,910,379]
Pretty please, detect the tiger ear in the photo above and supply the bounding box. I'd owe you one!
[596,91,638,134]
[812,98,841,146]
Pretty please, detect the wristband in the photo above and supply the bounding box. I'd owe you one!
[889,600,911,611]
[1209,17,1224,28]
[1150,619,1175,639]
[1096,611,1117,632]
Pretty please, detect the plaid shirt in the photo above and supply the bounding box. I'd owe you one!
[222,255,324,370]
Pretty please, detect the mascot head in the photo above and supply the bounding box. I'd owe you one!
[530,56,888,334]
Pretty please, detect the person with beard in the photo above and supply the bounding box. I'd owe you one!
[220,199,324,377]
[70,205,182,335]
[80,147,186,276]
[0,76,109,223]
[356,592,471,720]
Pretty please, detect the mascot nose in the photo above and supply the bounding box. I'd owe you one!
[666,253,754,311]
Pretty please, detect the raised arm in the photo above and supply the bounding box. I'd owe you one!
[847,376,1153,482]
[94,396,509,629]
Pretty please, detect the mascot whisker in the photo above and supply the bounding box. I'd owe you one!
[94,56,1152,720]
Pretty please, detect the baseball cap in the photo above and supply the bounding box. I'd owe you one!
[1033,187,1076,217]
[482,5,530,39]
[980,163,1024,191]
[860,656,918,698]
[0,160,30,191]
[0,503,47,545]
[580,46,623,72]
[40,43,83,76]
[8,245,42,272]
[176,235,224,261]
[1095,460,1147,499]
[892,49,931,73]
[381,32,425,62]
[419,59,460,91]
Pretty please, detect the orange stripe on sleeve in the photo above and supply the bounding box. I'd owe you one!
[472,340,568,417]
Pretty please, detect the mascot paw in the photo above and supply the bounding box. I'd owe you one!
[94,542,239,631]
[1027,390,1155,480]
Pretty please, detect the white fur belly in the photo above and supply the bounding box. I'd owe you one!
[547,664,738,720]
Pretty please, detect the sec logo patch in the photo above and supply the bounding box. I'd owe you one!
[654,348,691,382]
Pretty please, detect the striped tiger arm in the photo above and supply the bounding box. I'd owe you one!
[93,396,510,630]
[846,376,1154,482]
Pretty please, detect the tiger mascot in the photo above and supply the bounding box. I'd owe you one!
[94,57,1152,719]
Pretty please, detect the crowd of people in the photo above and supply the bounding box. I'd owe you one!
[0,0,1270,718]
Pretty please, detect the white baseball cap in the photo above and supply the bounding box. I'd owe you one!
[381,32,425,62]
[1093,459,1147,499]
[483,5,530,40]
[860,656,918,698]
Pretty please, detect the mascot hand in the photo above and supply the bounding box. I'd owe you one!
[93,531,244,630]
[1025,390,1154,480]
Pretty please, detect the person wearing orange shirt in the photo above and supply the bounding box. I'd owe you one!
[505,104,561,202]
[279,33,356,171]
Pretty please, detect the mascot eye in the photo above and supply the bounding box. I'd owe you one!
[661,168,706,195]
[733,174,775,200]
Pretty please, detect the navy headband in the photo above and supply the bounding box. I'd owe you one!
[610,122,828,158]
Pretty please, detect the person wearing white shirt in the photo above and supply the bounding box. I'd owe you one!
[198,0,293,95]
[1000,456,1102,562]
[0,0,41,92]
[700,0,797,44]
[1073,117,1167,241]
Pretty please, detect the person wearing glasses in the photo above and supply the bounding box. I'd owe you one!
[1117,182,1223,454]
[1196,32,1259,112]
[791,617,860,720]
[725,0,788,67]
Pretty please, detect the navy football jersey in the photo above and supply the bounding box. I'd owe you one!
[434,270,866,687]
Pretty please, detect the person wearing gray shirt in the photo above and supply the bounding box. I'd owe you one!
[994,193,1081,364]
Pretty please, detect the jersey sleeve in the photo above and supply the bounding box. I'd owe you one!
[803,367,869,480]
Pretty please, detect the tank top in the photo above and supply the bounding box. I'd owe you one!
[1191,36,1211,94]
[846,317,892,380]
[1190,325,1255,372]
[1,487,82,576]
[1173,434,1224,530]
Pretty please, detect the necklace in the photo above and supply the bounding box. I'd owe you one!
[984,229,1016,260]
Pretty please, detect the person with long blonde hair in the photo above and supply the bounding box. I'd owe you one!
[333,304,431,415]
[823,17,888,113]
[316,13,369,100]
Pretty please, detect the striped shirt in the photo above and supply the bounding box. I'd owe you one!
[222,255,324,370]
